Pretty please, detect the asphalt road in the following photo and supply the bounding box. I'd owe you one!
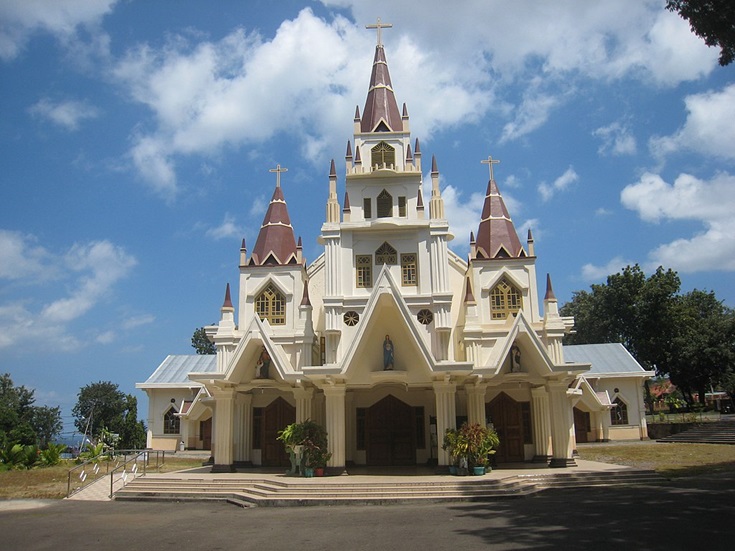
[2,473,734,551]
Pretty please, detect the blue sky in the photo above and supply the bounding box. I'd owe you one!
[1,0,734,438]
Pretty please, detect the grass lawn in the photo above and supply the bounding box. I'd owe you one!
[578,441,735,478]
[0,456,205,500]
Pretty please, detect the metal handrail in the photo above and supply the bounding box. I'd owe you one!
[66,449,166,498]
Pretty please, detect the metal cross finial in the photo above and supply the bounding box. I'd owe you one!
[481,155,501,181]
[269,164,288,187]
[366,17,392,47]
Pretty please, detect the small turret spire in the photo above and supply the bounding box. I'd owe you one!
[222,282,233,309]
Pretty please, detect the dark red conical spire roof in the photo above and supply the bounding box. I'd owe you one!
[474,179,526,260]
[361,44,402,133]
[250,183,299,266]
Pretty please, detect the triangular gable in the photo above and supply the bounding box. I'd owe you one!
[338,265,436,376]
[572,376,611,412]
[477,312,587,380]
[177,386,212,420]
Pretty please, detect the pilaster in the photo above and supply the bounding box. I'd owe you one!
[293,386,314,423]
[433,380,457,466]
[324,384,347,472]
[211,388,236,472]
[465,384,487,426]
[531,386,552,462]
[547,381,577,468]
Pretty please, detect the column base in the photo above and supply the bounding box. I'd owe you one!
[532,455,551,463]
[549,458,577,468]
[211,463,236,473]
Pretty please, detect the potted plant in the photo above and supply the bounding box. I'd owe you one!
[277,420,330,477]
[442,428,463,475]
[312,447,332,477]
[458,422,499,475]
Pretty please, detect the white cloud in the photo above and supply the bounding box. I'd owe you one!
[0,229,50,280]
[581,256,633,282]
[121,314,155,330]
[0,0,117,61]
[29,98,99,130]
[501,89,560,143]
[621,171,735,272]
[593,122,637,156]
[0,236,136,351]
[538,166,579,202]
[650,84,735,161]
[205,213,244,240]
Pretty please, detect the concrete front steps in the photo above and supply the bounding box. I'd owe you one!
[657,416,735,445]
[114,469,662,508]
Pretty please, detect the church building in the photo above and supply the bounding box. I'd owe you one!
[138,23,652,472]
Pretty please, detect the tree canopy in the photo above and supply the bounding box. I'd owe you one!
[666,0,735,66]
[191,326,216,355]
[0,373,62,449]
[72,381,146,449]
[561,265,735,406]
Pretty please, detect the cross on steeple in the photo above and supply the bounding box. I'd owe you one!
[366,17,392,47]
[269,164,288,187]
[481,155,500,181]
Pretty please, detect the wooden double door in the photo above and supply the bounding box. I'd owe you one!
[366,395,416,466]
[261,397,295,467]
[486,393,525,463]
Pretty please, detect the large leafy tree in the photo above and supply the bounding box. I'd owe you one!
[666,0,735,66]
[72,381,147,449]
[561,265,735,408]
[667,290,735,405]
[0,373,62,449]
[561,265,680,372]
[191,326,216,355]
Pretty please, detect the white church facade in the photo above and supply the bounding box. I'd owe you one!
[138,29,652,472]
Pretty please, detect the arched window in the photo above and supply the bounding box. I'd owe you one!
[375,242,397,265]
[371,141,395,169]
[611,397,629,425]
[489,277,523,320]
[377,189,393,218]
[163,407,180,435]
[255,283,286,325]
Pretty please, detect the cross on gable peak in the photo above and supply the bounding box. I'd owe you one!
[366,17,393,47]
[269,164,288,187]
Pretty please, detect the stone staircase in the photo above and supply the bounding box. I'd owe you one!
[114,468,662,507]
[658,416,735,445]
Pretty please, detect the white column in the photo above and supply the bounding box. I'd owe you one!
[547,381,576,468]
[240,393,253,464]
[433,380,457,466]
[293,387,314,423]
[211,388,236,472]
[324,384,346,472]
[531,386,552,462]
[465,384,486,426]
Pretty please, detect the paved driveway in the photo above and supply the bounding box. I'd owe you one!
[2,472,733,551]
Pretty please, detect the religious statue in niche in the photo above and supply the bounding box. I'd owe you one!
[256,348,271,379]
[510,344,522,373]
[383,334,395,370]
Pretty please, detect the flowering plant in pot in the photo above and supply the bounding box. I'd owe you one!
[277,420,329,477]
[458,422,499,475]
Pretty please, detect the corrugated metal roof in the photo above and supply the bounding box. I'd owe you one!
[139,355,217,386]
[564,343,646,375]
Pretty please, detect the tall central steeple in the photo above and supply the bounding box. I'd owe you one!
[361,18,402,133]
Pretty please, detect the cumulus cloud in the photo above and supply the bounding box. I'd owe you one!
[0,229,50,280]
[593,122,637,156]
[581,256,634,282]
[621,171,735,272]
[205,213,244,240]
[650,84,735,161]
[0,0,117,61]
[0,235,136,350]
[538,166,579,202]
[29,98,99,130]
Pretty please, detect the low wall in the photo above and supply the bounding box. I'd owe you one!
[646,423,699,440]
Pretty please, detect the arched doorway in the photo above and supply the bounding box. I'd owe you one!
[366,395,416,466]
[261,397,295,467]
[487,393,525,463]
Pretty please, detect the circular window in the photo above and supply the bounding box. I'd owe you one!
[417,309,433,325]
[344,311,359,326]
